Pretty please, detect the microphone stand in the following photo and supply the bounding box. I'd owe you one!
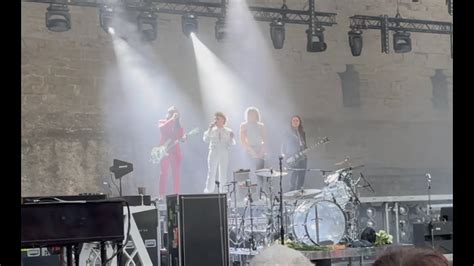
[279,156,285,245]
[215,180,226,265]
[426,173,435,249]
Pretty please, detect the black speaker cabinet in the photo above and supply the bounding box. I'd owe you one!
[413,221,453,254]
[166,194,229,266]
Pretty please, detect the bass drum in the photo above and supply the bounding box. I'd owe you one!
[291,200,346,245]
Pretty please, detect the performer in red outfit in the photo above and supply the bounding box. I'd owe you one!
[158,106,185,198]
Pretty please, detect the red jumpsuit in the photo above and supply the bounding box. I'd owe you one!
[158,118,184,197]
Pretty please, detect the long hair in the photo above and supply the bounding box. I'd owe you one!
[291,115,305,135]
[245,107,260,122]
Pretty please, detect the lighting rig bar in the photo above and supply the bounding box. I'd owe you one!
[349,15,452,55]
[23,0,337,26]
[249,7,336,26]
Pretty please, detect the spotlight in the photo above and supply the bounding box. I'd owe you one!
[182,14,198,37]
[45,3,71,32]
[306,27,327,52]
[215,17,227,42]
[393,31,412,53]
[270,19,285,49]
[399,219,408,228]
[399,206,409,216]
[137,11,158,41]
[99,5,114,34]
[366,219,375,228]
[366,207,376,218]
[348,29,363,56]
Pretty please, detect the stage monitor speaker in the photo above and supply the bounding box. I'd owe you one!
[440,207,453,221]
[413,221,452,254]
[121,208,159,265]
[21,248,61,266]
[166,194,229,266]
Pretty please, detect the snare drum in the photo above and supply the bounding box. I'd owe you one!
[291,200,346,245]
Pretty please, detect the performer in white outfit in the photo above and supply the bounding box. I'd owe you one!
[203,112,236,193]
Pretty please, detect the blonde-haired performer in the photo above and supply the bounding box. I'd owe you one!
[203,112,236,193]
[240,107,268,199]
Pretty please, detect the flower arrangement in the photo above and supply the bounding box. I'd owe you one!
[277,238,332,251]
[375,230,393,246]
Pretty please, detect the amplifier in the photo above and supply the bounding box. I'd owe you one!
[22,194,107,203]
[413,222,453,253]
[121,208,159,265]
[21,199,124,248]
[167,194,229,266]
[117,195,152,206]
[21,247,61,266]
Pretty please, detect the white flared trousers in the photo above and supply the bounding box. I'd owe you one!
[204,148,229,193]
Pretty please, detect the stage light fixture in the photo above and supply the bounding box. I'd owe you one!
[270,19,285,49]
[366,219,375,228]
[137,11,158,41]
[399,206,409,216]
[348,29,363,56]
[99,5,114,34]
[45,3,71,32]
[393,31,412,53]
[306,26,327,52]
[215,17,227,42]
[366,207,376,218]
[182,14,198,37]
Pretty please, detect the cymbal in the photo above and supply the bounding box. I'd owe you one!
[334,156,363,166]
[239,182,257,188]
[286,168,333,173]
[283,189,322,199]
[340,164,365,171]
[255,168,288,177]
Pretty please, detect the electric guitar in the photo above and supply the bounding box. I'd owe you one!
[286,137,330,167]
[150,127,200,164]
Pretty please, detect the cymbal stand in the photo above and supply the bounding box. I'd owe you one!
[278,156,285,245]
[228,173,243,248]
[265,175,277,245]
[246,185,256,251]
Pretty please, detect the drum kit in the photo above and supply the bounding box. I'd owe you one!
[226,156,374,252]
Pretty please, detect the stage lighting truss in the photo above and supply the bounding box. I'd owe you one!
[349,14,452,57]
[25,0,337,46]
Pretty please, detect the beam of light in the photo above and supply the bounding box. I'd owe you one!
[104,16,205,197]
[222,0,297,162]
[190,33,247,119]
